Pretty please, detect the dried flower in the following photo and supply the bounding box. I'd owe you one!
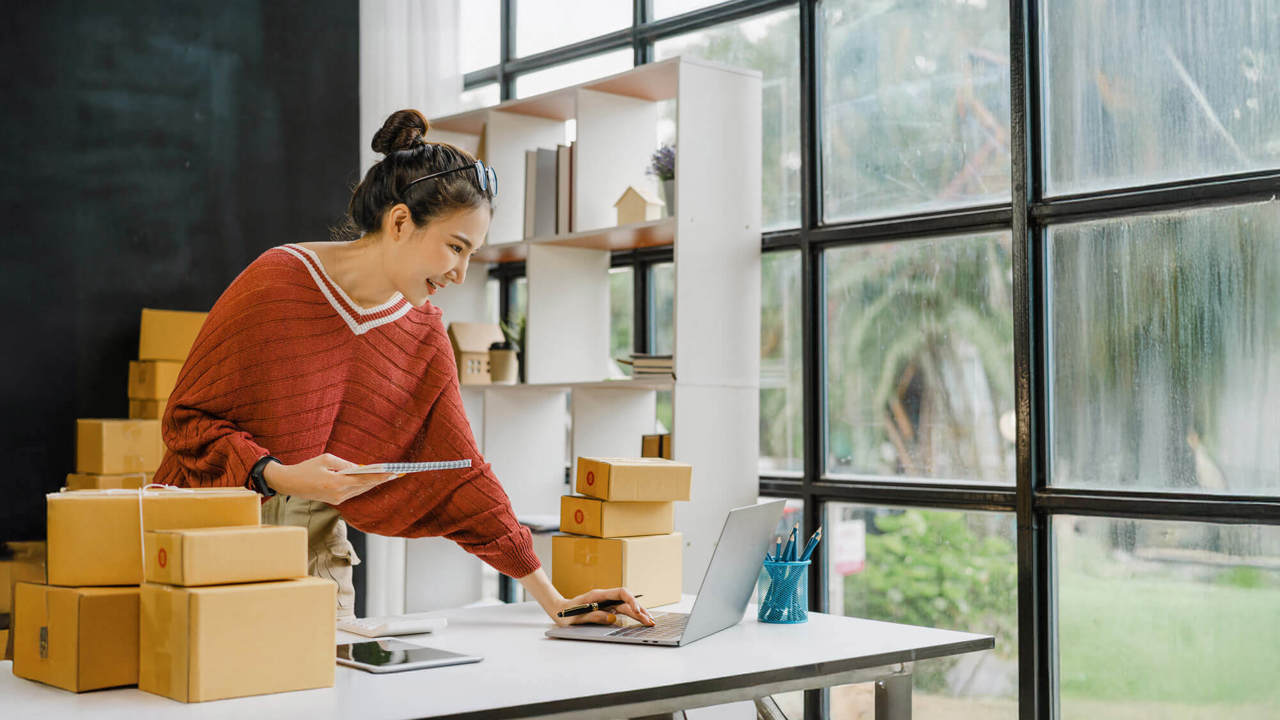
[646,144,676,181]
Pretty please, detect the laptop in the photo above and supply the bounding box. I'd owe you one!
[545,499,786,647]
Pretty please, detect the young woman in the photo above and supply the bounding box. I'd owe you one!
[153,109,654,629]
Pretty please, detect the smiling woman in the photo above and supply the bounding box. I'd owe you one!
[151,108,656,630]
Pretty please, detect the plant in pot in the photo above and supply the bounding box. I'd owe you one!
[647,144,675,216]
[493,317,526,384]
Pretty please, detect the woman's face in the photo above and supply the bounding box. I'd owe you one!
[386,205,490,307]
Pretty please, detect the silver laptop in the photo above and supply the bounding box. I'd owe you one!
[545,500,786,647]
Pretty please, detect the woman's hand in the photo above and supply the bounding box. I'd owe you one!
[552,587,655,628]
[262,453,400,504]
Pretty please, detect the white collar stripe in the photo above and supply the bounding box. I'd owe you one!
[279,245,411,336]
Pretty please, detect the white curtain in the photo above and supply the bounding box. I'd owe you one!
[358,0,462,618]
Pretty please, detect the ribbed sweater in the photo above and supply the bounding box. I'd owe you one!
[152,243,540,579]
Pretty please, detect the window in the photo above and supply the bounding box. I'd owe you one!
[1041,0,1280,195]
[655,7,801,230]
[1048,201,1280,494]
[826,233,1015,484]
[459,83,500,111]
[650,261,675,357]
[514,49,633,98]
[459,0,500,74]
[1056,516,1280,718]
[760,250,802,474]
[610,266,634,376]
[515,0,630,57]
[821,0,1011,221]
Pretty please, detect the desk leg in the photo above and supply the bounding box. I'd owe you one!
[875,672,912,720]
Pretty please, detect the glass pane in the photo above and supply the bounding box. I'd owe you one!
[514,49,633,98]
[515,0,631,58]
[1056,516,1280,718]
[829,504,1017,718]
[653,0,722,19]
[825,234,1015,483]
[484,277,500,324]
[1042,0,1280,196]
[460,0,500,74]
[651,261,674,357]
[509,276,528,332]
[821,0,1011,222]
[1048,201,1280,494]
[459,83,500,111]
[610,267,633,376]
[760,250,802,474]
[655,8,801,230]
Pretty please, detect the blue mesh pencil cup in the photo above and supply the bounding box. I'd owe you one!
[758,559,809,623]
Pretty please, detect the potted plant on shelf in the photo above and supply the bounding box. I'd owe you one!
[647,144,675,216]
[493,317,526,384]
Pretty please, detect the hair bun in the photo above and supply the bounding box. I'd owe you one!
[371,109,430,155]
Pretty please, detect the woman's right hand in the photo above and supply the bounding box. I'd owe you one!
[261,453,400,505]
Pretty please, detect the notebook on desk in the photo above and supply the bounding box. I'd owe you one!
[545,500,785,647]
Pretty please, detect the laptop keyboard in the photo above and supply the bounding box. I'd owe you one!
[608,612,688,641]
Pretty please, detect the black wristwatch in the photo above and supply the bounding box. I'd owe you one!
[248,455,280,497]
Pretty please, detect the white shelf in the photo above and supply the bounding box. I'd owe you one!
[475,217,675,264]
[463,377,674,392]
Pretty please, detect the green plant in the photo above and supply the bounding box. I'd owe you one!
[500,317,525,356]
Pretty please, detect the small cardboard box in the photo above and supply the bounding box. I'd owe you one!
[560,495,674,538]
[129,399,167,419]
[12,583,140,692]
[641,433,673,460]
[65,472,148,490]
[139,577,335,702]
[139,308,207,362]
[145,526,306,587]
[552,532,682,607]
[47,489,260,587]
[575,457,692,502]
[128,360,183,400]
[76,418,165,474]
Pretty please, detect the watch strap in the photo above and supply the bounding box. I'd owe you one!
[248,455,280,497]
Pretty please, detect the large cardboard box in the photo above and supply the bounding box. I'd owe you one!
[12,583,140,692]
[76,418,164,474]
[65,472,148,490]
[128,360,182,400]
[129,399,167,420]
[145,526,306,587]
[140,577,335,702]
[560,495,674,538]
[552,532,682,607]
[575,457,692,502]
[47,489,260,587]
[139,308,207,362]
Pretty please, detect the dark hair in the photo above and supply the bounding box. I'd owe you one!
[344,109,490,237]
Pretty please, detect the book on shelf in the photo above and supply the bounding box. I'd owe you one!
[523,150,538,239]
[524,144,575,240]
[556,143,572,235]
[620,353,674,376]
[535,147,556,238]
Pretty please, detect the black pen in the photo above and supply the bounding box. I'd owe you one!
[557,595,644,618]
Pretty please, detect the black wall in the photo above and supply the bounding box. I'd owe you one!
[0,1,360,541]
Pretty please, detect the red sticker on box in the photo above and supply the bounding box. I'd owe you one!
[586,471,595,486]
[574,509,584,524]
[157,548,167,568]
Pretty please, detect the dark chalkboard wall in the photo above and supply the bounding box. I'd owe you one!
[0,2,359,541]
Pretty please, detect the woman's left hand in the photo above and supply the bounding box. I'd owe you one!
[553,587,656,628]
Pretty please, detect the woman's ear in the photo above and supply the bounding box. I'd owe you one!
[384,203,412,241]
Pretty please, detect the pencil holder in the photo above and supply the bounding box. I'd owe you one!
[757,560,809,624]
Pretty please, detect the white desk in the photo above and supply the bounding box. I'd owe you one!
[0,598,993,719]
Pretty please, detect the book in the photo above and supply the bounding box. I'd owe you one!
[523,150,538,239]
[535,147,557,238]
[556,144,572,235]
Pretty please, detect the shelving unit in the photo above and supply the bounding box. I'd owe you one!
[416,56,762,607]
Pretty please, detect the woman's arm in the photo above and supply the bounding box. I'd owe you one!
[518,568,655,627]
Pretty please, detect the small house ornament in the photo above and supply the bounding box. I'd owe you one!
[614,186,665,226]
[447,322,506,384]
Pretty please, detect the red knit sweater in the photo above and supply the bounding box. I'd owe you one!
[153,243,540,579]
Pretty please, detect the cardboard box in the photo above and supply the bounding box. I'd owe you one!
[145,526,306,586]
[641,433,673,459]
[552,532,682,607]
[140,577,335,702]
[47,489,260,587]
[76,418,165,474]
[575,457,692,502]
[560,495,674,538]
[65,472,148,490]
[128,360,183,400]
[129,399,167,419]
[3,541,47,661]
[12,583,140,692]
[139,308,207,362]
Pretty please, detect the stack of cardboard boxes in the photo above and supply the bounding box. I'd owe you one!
[12,489,336,701]
[552,457,692,607]
[67,309,208,492]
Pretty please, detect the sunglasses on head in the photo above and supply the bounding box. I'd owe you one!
[403,160,498,198]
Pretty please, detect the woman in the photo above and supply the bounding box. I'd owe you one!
[153,108,654,629]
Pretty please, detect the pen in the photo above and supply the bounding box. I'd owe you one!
[798,526,823,562]
[556,595,644,618]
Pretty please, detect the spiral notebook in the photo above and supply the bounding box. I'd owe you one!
[339,460,472,475]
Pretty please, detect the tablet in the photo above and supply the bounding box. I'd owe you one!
[335,639,482,673]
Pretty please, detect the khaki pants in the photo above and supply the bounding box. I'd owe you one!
[261,495,360,618]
